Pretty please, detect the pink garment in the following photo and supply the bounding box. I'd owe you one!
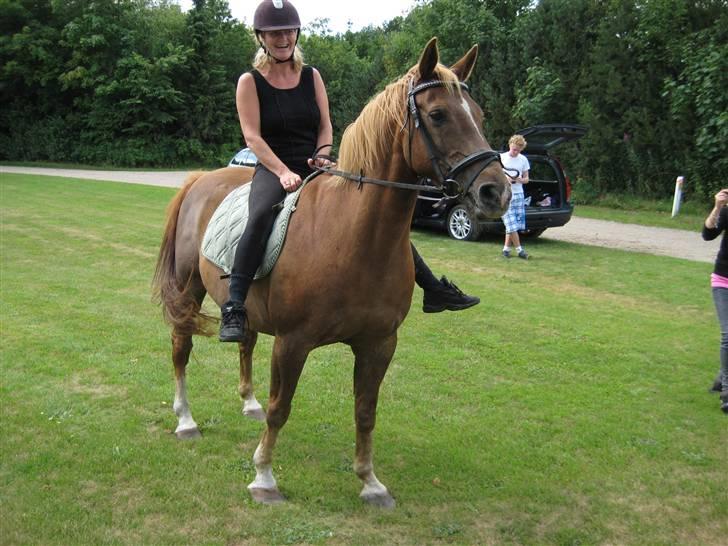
[711,273,728,289]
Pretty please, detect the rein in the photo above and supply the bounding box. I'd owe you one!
[313,164,443,193]
[312,78,508,198]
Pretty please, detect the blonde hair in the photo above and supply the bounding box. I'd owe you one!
[509,134,527,149]
[253,45,304,72]
[337,63,462,178]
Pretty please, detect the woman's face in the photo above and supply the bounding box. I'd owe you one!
[260,28,297,59]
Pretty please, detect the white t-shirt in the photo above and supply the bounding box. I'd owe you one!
[500,151,530,196]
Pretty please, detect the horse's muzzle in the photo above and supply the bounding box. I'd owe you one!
[475,180,511,219]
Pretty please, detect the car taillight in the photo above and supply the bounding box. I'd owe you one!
[555,157,571,202]
[565,175,572,202]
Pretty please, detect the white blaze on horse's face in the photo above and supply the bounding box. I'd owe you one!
[460,96,483,137]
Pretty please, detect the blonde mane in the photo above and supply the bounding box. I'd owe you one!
[337,63,463,178]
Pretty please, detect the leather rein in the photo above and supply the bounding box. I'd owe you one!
[312,78,511,198]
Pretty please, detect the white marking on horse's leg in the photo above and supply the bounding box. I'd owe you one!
[238,333,265,421]
[248,429,279,491]
[354,432,395,508]
[173,375,199,435]
[242,394,265,420]
[359,470,389,498]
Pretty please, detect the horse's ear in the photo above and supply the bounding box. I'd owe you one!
[417,37,440,81]
[451,44,478,82]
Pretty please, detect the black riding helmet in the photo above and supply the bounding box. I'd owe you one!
[253,0,301,63]
[253,0,301,31]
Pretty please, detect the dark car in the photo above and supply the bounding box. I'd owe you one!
[412,124,587,240]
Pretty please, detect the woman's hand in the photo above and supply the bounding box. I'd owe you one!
[307,156,336,170]
[279,170,302,193]
[715,189,728,208]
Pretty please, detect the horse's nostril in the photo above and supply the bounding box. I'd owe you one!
[479,183,499,204]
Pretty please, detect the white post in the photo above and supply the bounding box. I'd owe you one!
[671,176,684,218]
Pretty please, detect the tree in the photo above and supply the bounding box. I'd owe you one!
[664,18,728,199]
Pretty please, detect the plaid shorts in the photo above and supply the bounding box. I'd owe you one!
[502,193,525,233]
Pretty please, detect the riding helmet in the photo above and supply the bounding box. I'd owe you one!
[253,0,301,32]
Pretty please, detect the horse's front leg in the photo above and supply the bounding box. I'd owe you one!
[351,334,397,509]
[237,330,265,421]
[248,336,310,504]
[172,334,201,439]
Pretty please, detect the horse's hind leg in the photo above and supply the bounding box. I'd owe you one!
[351,334,397,509]
[238,330,265,421]
[172,333,201,439]
[248,336,310,504]
[170,278,206,440]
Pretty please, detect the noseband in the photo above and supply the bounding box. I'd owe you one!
[314,78,508,196]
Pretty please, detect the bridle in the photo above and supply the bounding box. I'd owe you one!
[405,79,505,198]
[314,78,513,197]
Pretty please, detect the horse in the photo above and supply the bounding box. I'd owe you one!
[153,38,511,508]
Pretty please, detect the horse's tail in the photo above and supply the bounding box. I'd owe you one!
[152,172,214,337]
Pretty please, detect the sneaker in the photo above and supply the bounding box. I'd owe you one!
[219,302,247,342]
[517,249,529,260]
[423,276,480,313]
[721,391,728,414]
[502,249,511,258]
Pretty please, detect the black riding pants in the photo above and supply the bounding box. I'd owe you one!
[412,244,440,291]
[228,165,287,304]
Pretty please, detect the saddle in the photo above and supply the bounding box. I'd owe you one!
[201,176,313,279]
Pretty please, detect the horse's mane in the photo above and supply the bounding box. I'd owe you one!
[337,63,463,178]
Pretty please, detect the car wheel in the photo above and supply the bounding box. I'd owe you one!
[522,228,546,238]
[447,205,481,241]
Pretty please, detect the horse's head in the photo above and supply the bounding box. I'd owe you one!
[405,38,511,219]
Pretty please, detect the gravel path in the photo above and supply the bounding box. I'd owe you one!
[2,166,718,264]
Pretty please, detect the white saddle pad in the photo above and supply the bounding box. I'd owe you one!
[201,181,306,279]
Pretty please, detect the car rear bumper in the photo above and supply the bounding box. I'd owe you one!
[479,205,573,234]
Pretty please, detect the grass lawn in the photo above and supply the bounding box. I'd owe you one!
[1,173,726,545]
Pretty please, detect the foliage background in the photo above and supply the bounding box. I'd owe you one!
[1,0,725,200]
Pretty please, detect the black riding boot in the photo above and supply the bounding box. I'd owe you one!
[412,244,480,313]
[220,273,253,342]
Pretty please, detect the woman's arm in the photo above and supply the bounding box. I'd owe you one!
[705,190,728,229]
[236,73,302,191]
[702,189,728,240]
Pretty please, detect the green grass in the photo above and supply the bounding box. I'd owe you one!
[1,173,726,545]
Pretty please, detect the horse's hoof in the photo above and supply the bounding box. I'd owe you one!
[243,407,266,422]
[361,491,396,509]
[249,487,286,505]
[175,427,202,440]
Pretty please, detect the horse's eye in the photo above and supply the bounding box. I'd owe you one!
[429,110,446,124]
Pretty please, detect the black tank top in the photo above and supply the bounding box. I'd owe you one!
[251,65,320,177]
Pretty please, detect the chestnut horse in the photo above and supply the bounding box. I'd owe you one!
[153,38,510,508]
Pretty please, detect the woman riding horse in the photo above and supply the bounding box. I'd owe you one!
[220,0,479,342]
[154,31,511,506]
